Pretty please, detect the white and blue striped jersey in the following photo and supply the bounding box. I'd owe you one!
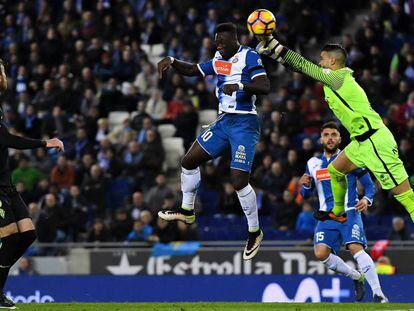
[301,151,375,212]
[197,45,267,115]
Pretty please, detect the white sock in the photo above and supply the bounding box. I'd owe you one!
[354,250,384,297]
[236,184,259,232]
[322,253,361,280]
[181,167,200,211]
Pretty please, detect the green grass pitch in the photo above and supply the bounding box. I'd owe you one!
[15,303,414,310]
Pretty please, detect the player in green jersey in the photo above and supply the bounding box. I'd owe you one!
[256,37,414,223]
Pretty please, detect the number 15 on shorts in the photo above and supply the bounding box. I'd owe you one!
[316,232,324,242]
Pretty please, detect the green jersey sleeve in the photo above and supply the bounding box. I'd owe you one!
[280,48,346,90]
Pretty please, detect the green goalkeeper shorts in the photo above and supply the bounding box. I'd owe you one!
[344,126,408,190]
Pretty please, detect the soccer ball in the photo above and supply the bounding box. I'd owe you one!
[247,9,276,36]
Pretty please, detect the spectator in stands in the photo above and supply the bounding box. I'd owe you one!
[273,190,301,231]
[218,182,242,215]
[262,161,289,200]
[37,194,64,243]
[50,155,75,190]
[17,104,41,138]
[177,222,200,241]
[127,191,149,220]
[75,153,95,186]
[111,209,133,242]
[32,79,57,113]
[28,202,40,225]
[375,256,396,275]
[295,201,316,235]
[126,214,158,243]
[68,127,95,161]
[154,218,178,243]
[388,216,412,240]
[41,105,71,138]
[16,257,37,276]
[12,156,43,191]
[87,219,111,242]
[145,174,173,214]
[173,101,198,150]
[145,88,167,121]
[33,148,54,174]
[64,185,89,241]
[81,164,109,215]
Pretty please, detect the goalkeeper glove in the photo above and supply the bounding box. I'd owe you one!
[256,36,284,62]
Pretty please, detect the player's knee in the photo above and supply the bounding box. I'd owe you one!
[231,174,249,191]
[181,156,196,170]
[314,247,330,261]
[347,243,363,255]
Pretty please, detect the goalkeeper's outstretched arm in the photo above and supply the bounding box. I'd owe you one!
[257,37,345,90]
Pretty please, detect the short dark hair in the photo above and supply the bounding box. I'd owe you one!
[215,23,237,36]
[322,43,347,65]
[321,121,340,133]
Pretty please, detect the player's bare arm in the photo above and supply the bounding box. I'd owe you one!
[222,74,270,96]
[157,57,202,78]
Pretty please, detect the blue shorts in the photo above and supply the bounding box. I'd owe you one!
[197,113,260,173]
[314,209,367,254]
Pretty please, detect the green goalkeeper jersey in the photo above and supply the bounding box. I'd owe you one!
[281,49,384,138]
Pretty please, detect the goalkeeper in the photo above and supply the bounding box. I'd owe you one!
[257,37,414,223]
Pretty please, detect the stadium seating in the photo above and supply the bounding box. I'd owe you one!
[108,111,130,129]
[157,124,177,139]
[162,137,185,170]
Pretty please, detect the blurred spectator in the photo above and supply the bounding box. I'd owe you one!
[388,216,412,240]
[16,257,38,276]
[218,182,242,215]
[87,219,111,242]
[127,191,149,220]
[154,218,178,243]
[110,209,133,242]
[126,220,155,242]
[173,102,198,150]
[81,164,109,215]
[295,201,316,234]
[375,256,396,275]
[36,194,64,243]
[145,89,167,121]
[177,222,200,241]
[273,190,301,231]
[12,157,43,191]
[145,174,173,214]
[50,155,75,190]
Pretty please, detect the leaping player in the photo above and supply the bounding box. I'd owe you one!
[157,23,270,260]
[257,33,414,224]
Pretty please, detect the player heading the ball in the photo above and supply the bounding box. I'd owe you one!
[157,23,270,260]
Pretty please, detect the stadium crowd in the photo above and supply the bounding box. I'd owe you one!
[0,0,413,249]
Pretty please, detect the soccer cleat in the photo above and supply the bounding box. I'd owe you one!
[373,294,389,303]
[158,207,195,224]
[243,229,263,261]
[0,294,16,309]
[353,273,365,302]
[313,210,347,223]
